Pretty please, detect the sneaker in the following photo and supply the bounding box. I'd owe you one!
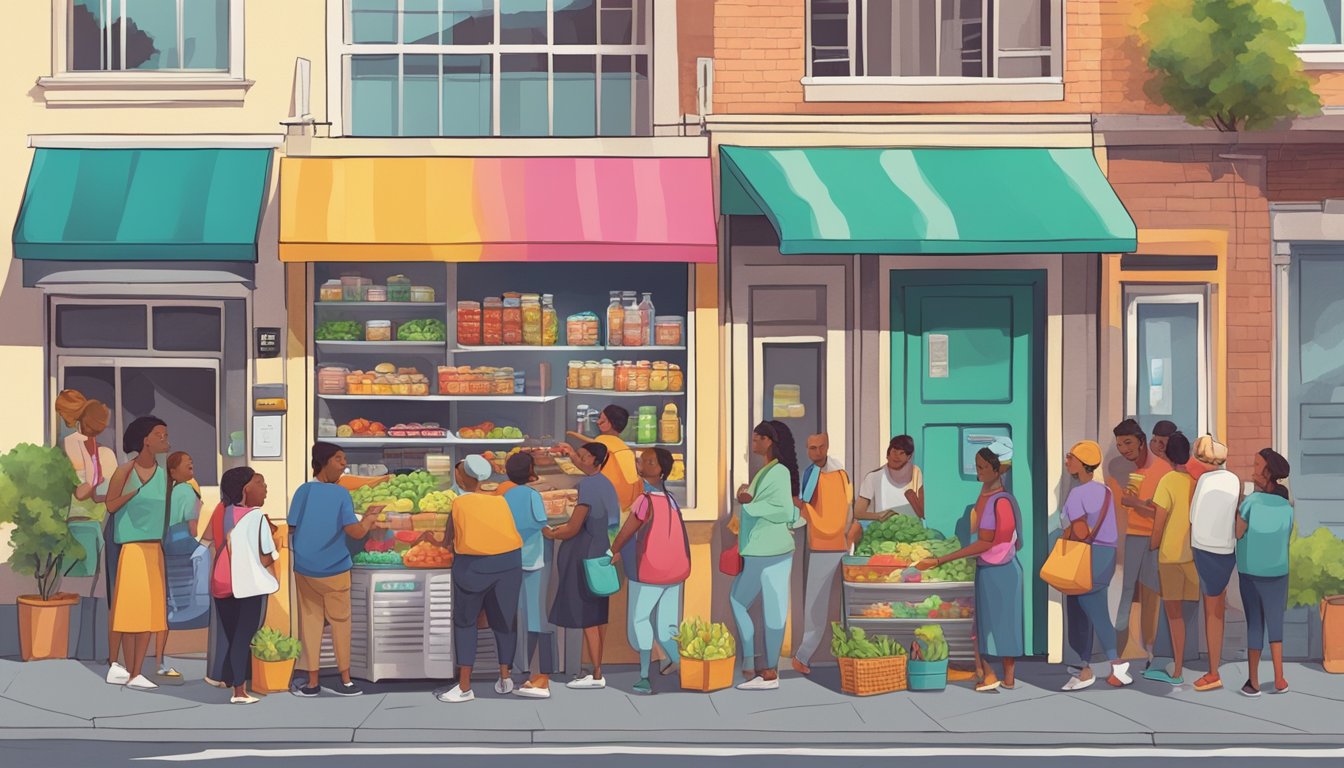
[1108,662,1133,687]
[566,675,607,690]
[203,677,229,689]
[290,683,321,698]
[157,667,182,678]
[1240,681,1261,698]
[513,683,551,699]
[495,677,515,695]
[736,676,780,691]
[632,678,653,695]
[230,695,260,705]
[1271,681,1290,694]
[106,663,130,686]
[1061,675,1095,692]
[126,675,159,691]
[436,685,474,704]
[325,681,364,697]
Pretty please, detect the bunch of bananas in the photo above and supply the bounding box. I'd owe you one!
[678,617,736,661]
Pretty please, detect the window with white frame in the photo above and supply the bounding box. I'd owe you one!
[808,0,1061,79]
[342,0,652,137]
[68,0,236,73]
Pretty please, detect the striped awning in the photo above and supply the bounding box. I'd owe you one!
[719,146,1137,255]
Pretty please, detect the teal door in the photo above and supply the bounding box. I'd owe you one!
[891,270,1045,654]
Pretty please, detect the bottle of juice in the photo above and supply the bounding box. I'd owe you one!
[637,405,658,445]
[623,291,644,347]
[638,292,656,346]
[606,291,624,347]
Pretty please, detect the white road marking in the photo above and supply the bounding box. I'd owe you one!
[139,745,1344,762]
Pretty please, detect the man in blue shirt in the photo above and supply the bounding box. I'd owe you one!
[288,443,378,698]
[500,453,557,699]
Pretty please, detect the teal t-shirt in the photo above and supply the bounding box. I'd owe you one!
[1236,492,1293,578]
[113,465,167,544]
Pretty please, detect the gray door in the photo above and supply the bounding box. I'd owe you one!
[1290,254,1344,534]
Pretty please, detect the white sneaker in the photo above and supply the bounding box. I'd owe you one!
[495,677,515,695]
[106,663,130,685]
[1061,675,1096,692]
[436,685,475,703]
[126,675,158,691]
[229,695,260,705]
[1110,662,1133,686]
[565,675,607,690]
[514,683,551,699]
[736,676,780,690]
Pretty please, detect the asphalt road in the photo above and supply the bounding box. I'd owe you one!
[6,743,1344,768]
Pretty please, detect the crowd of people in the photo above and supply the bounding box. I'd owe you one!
[55,388,1295,703]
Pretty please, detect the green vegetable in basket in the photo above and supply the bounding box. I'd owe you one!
[315,320,363,341]
[912,624,949,662]
[832,623,904,659]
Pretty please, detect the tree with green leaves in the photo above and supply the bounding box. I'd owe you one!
[0,444,83,601]
[1141,0,1322,131]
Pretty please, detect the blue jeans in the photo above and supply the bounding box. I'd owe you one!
[730,553,792,672]
[627,580,683,678]
[1241,573,1288,650]
[1066,545,1119,663]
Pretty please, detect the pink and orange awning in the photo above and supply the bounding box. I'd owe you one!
[279,156,717,263]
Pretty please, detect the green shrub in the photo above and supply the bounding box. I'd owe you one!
[0,444,82,600]
[250,626,302,662]
[1289,528,1344,608]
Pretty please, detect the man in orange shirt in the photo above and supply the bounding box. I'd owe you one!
[791,433,853,676]
[1110,419,1171,659]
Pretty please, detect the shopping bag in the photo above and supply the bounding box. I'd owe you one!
[718,542,744,576]
[1040,538,1093,595]
[583,555,620,597]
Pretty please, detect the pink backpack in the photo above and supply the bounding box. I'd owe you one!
[636,492,691,585]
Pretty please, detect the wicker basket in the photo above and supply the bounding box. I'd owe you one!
[838,655,908,696]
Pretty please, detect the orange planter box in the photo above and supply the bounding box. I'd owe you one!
[679,655,735,692]
[251,657,297,693]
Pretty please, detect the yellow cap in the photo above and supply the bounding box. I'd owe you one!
[1069,440,1103,467]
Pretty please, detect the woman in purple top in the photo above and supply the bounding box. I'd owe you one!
[1060,440,1132,691]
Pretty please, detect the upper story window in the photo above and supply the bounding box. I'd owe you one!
[1294,0,1343,45]
[342,0,652,137]
[69,0,233,72]
[807,0,1060,80]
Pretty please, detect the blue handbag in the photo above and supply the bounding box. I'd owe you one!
[582,555,620,597]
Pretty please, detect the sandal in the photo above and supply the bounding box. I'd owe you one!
[1193,674,1222,692]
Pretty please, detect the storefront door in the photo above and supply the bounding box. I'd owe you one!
[891,270,1045,652]
[1289,253,1344,534]
[1125,288,1210,439]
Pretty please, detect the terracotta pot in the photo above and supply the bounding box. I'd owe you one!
[251,657,297,693]
[1323,595,1344,674]
[17,593,79,661]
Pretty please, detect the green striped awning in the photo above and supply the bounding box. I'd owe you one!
[13,148,272,262]
[719,146,1137,255]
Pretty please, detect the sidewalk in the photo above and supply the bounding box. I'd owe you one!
[0,656,1341,748]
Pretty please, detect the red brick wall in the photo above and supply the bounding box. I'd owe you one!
[1107,147,1272,477]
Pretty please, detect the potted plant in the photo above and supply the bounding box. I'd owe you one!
[831,622,907,696]
[678,617,736,692]
[1286,528,1344,663]
[907,624,950,691]
[0,444,83,661]
[250,626,302,693]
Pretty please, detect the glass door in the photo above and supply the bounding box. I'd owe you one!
[1125,288,1210,440]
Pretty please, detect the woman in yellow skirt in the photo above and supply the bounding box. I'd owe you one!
[105,416,172,691]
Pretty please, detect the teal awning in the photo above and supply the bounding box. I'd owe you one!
[719,146,1137,255]
[13,148,272,262]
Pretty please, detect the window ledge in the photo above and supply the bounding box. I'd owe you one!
[36,75,253,106]
[1297,49,1344,71]
[801,77,1064,103]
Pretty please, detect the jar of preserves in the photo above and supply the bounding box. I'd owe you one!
[655,316,684,347]
[482,297,504,345]
[386,275,412,303]
[649,361,669,392]
[457,301,482,346]
[502,297,523,345]
[541,294,559,346]
[567,361,583,389]
[660,404,681,445]
[494,370,514,395]
[614,362,629,392]
[600,361,616,391]
[365,320,393,342]
[521,294,543,346]
[635,361,651,392]
[343,277,370,302]
[577,363,597,390]
[625,363,639,392]
[366,285,388,302]
[411,285,436,303]
[668,364,684,392]
[319,280,344,302]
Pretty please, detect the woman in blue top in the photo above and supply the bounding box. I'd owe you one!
[1236,448,1294,697]
[729,420,802,691]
